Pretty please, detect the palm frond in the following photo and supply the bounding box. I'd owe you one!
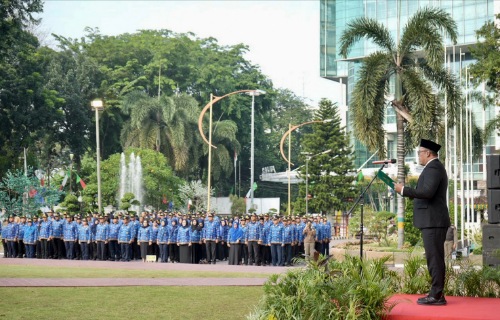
[339,18,395,58]
[402,68,442,145]
[351,52,391,154]
[399,7,457,68]
[419,61,462,127]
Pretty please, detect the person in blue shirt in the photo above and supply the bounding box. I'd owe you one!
[177,219,191,264]
[259,216,271,266]
[239,218,249,265]
[138,220,151,262]
[227,221,243,265]
[108,216,121,261]
[95,216,109,261]
[78,219,91,260]
[129,215,141,260]
[168,220,179,263]
[23,218,38,258]
[149,220,159,261]
[321,217,332,256]
[50,213,64,259]
[38,214,52,259]
[282,217,295,266]
[88,215,98,260]
[6,214,19,258]
[268,215,285,266]
[1,218,8,258]
[63,215,78,260]
[245,214,262,266]
[157,219,169,263]
[203,213,220,264]
[118,216,133,261]
[17,216,26,258]
[190,219,202,264]
[217,219,229,261]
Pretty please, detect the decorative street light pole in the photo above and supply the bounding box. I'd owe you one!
[279,119,333,215]
[198,89,265,212]
[91,99,104,214]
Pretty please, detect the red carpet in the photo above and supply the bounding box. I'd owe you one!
[386,294,500,320]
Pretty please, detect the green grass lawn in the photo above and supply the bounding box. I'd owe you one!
[0,265,270,278]
[0,286,263,320]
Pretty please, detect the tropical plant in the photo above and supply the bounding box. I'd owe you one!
[445,260,500,298]
[339,7,462,248]
[121,91,201,173]
[248,255,398,320]
[120,192,140,211]
[229,194,246,215]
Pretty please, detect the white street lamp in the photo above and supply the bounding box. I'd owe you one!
[90,99,104,214]
[245,89,266,210]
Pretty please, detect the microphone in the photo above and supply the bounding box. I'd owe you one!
[372,159,396,165]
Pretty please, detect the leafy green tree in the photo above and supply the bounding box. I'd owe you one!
[340,7,461,248]
[229,195,246,215]
[469,14,500,96]
[293,99,356,215]
[0,0,43,60]
[59,194,79,215]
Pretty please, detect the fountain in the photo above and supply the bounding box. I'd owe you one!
[118,152,144,213]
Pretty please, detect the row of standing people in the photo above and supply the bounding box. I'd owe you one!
[1,211,332,265]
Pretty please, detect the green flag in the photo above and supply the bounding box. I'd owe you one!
[252,182,258,191]
[356,171,364,182]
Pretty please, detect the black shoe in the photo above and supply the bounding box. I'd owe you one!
[417,296,447,306]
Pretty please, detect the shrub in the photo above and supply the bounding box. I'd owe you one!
[248,255,398,320]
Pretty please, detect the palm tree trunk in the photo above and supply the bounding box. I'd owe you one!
[396,112,405,249]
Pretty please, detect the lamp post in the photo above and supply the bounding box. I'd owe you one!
[246,89,266,210]
[302,149,333,214]
[91,99,104,214]
[198,89,265,212]
[69,152,74,193]
[279,119,333,215]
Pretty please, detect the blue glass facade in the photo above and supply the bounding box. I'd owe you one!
[320,0,497,174]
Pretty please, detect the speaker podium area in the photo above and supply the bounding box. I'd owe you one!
[386,294,500,320]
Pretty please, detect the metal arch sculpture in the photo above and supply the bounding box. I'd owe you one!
[198,89,259,148]
[279,120,326,166]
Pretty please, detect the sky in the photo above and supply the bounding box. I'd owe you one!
[37,0,342,106]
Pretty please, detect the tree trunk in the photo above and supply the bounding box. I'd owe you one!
[396,112,406,249]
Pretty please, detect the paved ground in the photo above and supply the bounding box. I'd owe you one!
[0,257,294,287]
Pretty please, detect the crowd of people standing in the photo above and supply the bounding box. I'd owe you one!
[1,210,333,266]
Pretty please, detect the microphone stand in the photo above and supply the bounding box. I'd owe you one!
[347,163,387,261]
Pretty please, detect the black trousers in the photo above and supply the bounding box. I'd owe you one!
[80,242,89,260]
[120,243,130,261]
[64,241,75,259]
[96,241,106,260]
[421,227,448,298]
[53,238,65,259]
[247,241,261,265]
[17,240,25,258]
[1,239,8,257]
[40,239,49,259]
[205,241,217,263]
[169,243,179,262]
[109,240,120,261]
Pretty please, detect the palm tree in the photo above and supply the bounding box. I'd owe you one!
[339,7,461,248]
[121,91,200,173]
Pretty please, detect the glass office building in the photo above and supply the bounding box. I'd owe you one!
[320,0,498,179]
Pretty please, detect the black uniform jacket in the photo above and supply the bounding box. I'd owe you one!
[402,158,451,229]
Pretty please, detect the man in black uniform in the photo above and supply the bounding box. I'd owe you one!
[395,139,450,306]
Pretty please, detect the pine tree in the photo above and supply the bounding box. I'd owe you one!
[294,99,356,215]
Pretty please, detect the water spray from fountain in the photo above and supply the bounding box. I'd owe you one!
[119,152,143,213]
